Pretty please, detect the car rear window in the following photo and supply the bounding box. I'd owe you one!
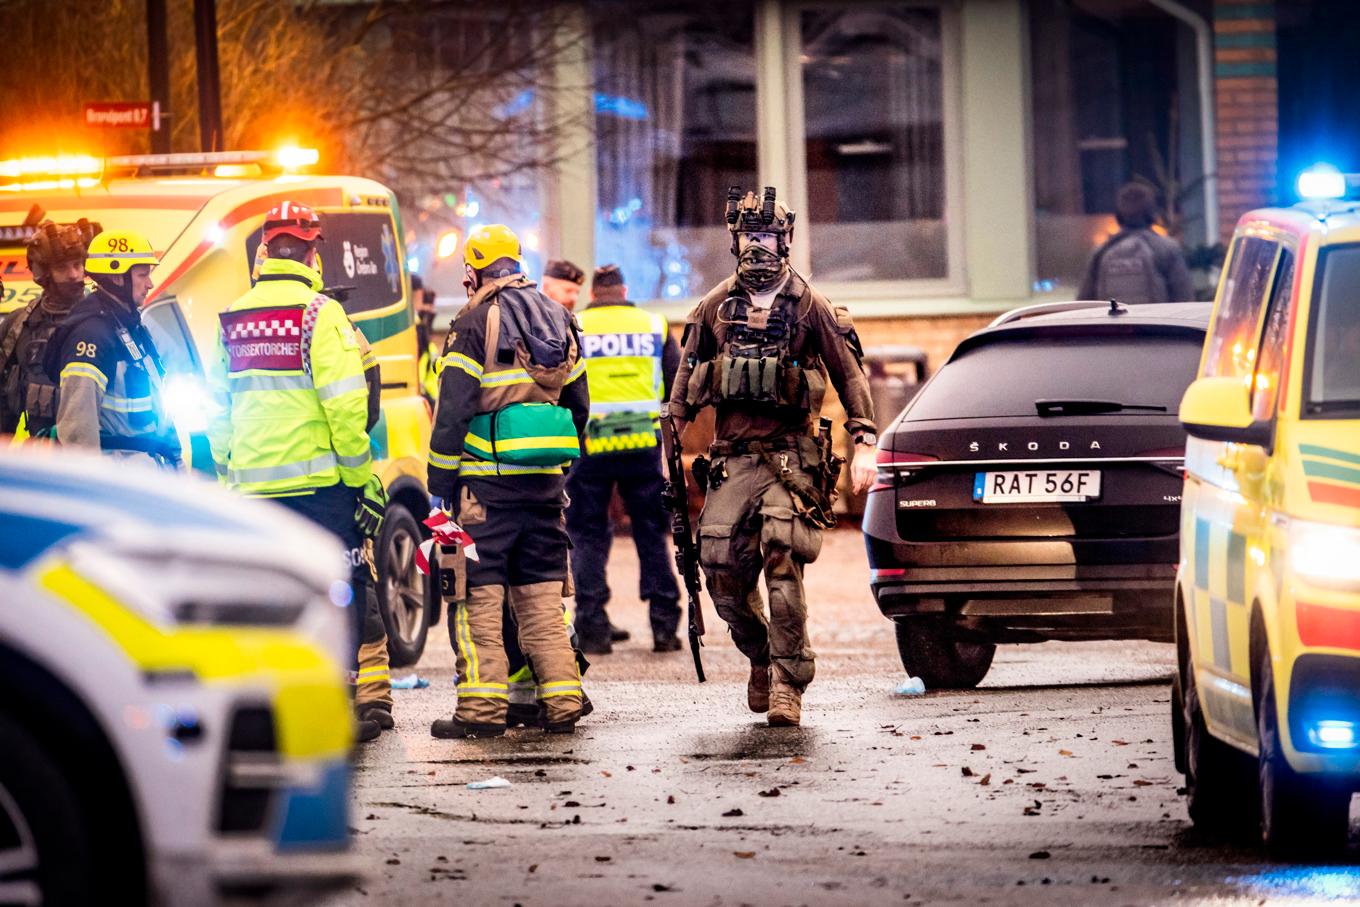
[906,329,1204,421]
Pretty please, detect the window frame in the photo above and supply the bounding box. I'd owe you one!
[1302,241,1360,421]
[772,0,965,299]
[1249,243,1296,422]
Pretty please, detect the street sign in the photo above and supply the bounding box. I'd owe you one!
[84,101,162,131]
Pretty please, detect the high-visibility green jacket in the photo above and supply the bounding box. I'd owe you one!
[207,257,372,496]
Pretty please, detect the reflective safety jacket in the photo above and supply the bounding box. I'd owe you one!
[48,287,179,461]
[576,300,680,453]
[208,257,372,496]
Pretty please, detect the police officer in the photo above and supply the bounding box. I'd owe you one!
[0,219,96,438]
[427,224,589,738]
[48,230,180,465]
[669,187,877,727]
[206,201,392,743]
[567,264,683,654]
[540,259,585,312]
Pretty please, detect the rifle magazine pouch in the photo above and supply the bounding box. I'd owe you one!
[685,360,716,408]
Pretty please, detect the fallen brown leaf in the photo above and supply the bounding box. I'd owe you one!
[734,852,756,859]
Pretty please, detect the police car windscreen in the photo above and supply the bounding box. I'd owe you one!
[906,332,1203,421]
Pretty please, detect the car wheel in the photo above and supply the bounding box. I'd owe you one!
[1181,660,1258,836]
[377,503,429,667]
[893,618,995,690]
[0,714,94,907]
[1256,641,1350,859]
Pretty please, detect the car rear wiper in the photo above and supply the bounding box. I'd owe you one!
[1035,399,1168,417]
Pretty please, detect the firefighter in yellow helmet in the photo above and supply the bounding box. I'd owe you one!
[427,224,590,738]
[207,201,392,743]
[47,229,181,465]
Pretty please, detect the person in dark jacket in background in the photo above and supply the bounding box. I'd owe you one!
[1078,182,1194,304]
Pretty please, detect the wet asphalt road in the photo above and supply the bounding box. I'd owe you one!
[334,529,1359,906]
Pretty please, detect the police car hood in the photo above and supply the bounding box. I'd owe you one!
[0,447,346,589]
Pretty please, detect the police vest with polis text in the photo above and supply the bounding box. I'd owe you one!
[577,303,668,454]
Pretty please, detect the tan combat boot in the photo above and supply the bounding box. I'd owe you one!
[748,662,771,713]
[767,681,802,727]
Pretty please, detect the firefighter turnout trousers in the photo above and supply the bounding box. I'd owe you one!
[443,486,583,726]
[271,483,390,706]
[695,437,825,690]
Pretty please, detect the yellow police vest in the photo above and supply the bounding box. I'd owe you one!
[576,304,666,454]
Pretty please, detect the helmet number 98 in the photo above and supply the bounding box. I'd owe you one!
[110,238,130,253]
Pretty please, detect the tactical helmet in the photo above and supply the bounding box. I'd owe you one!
[26,219,96,286]
[725,186,795,258]
[85,230,159,275]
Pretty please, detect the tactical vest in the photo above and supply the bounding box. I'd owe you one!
[0,296,75,436]
[682,278,827,416]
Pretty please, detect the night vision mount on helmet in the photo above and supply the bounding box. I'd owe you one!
[725,186,796,258]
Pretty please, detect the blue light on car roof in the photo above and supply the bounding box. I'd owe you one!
[1297,164,1347,200]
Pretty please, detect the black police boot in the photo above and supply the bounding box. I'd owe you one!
[579,633,613,655]
[358,704,394,730]
[355,717,382,744]
[430,717,505,739]
[652,634,682,653]
[506,702,542,729]
[609,623,632,642]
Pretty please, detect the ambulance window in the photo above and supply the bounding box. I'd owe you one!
[1203,236,1278,380]
[244,211,404,316]
[1306,244,1360,417]
[1251,248,1293,421]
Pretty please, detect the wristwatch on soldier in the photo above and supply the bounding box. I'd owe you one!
[855,432,878,448]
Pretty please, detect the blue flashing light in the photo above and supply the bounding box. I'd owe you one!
[594,92,649,121]
[1307,719,1357,750]
[1297,163,1346,200]
[329,580,353,608]
[407,255,420,274]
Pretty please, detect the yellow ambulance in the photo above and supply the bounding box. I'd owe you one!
[0,150,437,664]
[1173,168,1360,858]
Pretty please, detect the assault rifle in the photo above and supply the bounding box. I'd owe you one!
[661,410,706,682]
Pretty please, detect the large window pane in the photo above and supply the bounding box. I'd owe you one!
[592,2,756,301]
[801,7,946,282]
[1202,236,1278,380]
[1307,246,1360,416]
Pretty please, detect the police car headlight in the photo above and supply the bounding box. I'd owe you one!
[162,373,219,435]
[1289,520,1360,590]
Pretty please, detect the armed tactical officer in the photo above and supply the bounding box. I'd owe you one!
[567,264,683,653]
[48,230,180,464]
[669,187,877,727]
[0,219,96,438]
[427,224,589,738]
[207,202,392,743]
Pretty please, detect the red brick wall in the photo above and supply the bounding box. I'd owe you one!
[1214,1,1279,242]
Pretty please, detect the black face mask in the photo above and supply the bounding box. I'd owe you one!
[48,277,86,305]
[736,246,786,293]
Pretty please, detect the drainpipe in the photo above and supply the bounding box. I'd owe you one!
[1145,0,1219,247]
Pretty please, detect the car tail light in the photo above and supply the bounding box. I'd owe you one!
[872,450,938,492]
[1138,446,1185,477]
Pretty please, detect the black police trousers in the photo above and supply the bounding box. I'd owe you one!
[565,447,680,643]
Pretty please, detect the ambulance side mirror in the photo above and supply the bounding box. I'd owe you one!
[1180,376,1273,448]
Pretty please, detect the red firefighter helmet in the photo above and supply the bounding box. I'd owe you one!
[262,201,322,244]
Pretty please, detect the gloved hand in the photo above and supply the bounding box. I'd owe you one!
[355,474,388,538]
[431,485,459,518]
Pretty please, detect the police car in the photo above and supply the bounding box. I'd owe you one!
[0,150,437,666]
[1173,166,1360,857]
[0,449,357,904]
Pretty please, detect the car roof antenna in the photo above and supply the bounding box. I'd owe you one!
[1108,298,1127,315]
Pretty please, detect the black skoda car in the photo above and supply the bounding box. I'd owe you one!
[864,301,1211,688]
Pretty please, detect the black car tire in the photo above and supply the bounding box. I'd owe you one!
[893,618,995,690]
[0,713,94,907]
[377,502,430,667]
[1256,641,1351,859]
[1181,660,1258,837]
